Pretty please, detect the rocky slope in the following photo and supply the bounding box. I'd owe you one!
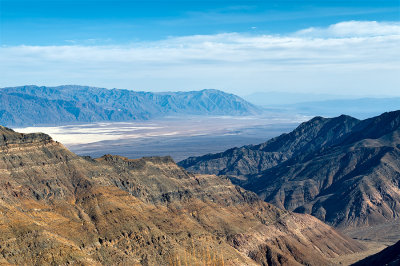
[0,85,259,126]
[179,111,400,229]
[352,240,400,266]
[0,126,363,265]
[179,114,360,176]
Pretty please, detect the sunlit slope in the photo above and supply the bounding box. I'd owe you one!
[0,126,363,265]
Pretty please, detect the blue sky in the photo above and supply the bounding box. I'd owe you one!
[2,0,399,45]
[0,0,399,96]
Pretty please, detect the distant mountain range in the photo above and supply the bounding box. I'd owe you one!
[281,98,400,119]
[179,110,400,230]
[244,92,400,119]
[244,91,353,105]
[0,85,260,126]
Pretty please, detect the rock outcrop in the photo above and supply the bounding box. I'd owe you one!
[0,126,363,265]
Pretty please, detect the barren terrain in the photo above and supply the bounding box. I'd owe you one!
[15,115,303,161]
[329,240,392,265]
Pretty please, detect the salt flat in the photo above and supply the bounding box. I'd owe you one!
[15,115,306,161]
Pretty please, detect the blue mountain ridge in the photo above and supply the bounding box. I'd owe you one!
[0,85,260,126]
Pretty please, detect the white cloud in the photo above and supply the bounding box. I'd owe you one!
[296,21,400,37]
[0,21,399,96]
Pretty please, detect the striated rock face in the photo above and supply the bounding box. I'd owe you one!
[0,127,363,265]
[179,111,400,229]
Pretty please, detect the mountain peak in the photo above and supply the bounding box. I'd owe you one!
[340,109,400,145]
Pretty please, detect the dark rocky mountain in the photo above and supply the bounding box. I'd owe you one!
[179,114,360,177]
[0,125,364,265]
[352,240,400,266]
[179,111,400,229]
[0,85,259,126]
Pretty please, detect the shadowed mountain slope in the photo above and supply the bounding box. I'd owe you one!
[0,85,259,126]
[0,126,363,265]
[179,114,360,176]
[179,111,400,229]
[352,240,400,266]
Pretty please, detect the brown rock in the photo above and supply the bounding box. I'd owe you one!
[0,127,364,265]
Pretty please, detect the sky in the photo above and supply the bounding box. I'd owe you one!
[0,0,399,97]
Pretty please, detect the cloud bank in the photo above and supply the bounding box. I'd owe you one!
[1,21,399,96]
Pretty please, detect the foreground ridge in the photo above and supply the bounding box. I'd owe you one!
[0,126,363,265]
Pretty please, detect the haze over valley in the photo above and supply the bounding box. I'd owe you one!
[2,85,400,265]
[1,0,400,265]
[15,116,302,162]
[5,85,305,161]
[7,85,399,160]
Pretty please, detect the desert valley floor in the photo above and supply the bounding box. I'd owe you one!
[15,115,304,161]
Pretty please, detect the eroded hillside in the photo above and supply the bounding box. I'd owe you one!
[0,126,363,265]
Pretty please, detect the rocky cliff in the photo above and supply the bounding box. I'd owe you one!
[0,126,363,265]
